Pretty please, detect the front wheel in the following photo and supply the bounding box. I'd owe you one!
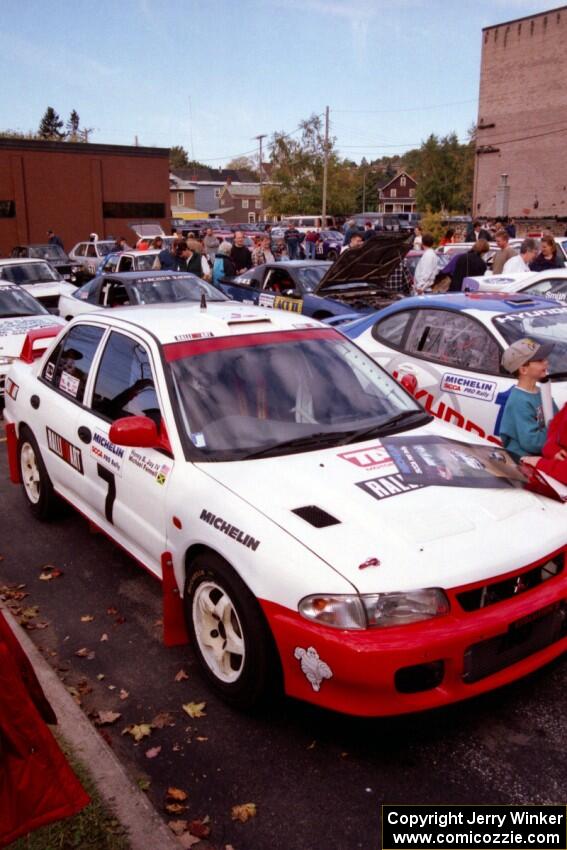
[18,427,60,520]
[184,553,280,708]
[326,249,338,262]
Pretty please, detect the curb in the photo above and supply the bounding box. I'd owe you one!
[3,606,181,850]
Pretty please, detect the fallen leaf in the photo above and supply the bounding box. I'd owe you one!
[97,710,121,726]
[307,740,316,750]
[178,834,200,848]
[182,702,206,719]
[189,818,211,838]
[137,778,151,792]
[195,736,208,742]
[122,723,152,742]
[66,686,81,703]
[19,605,40,622]
[225,845,237,850]
[39,566,63,581]
[100,633,109,642]
[106,606,118,615]
[167,787,188,801]
[165,802,187,815]
[119,689,129,701]
[145,745,162,759]
[34,621,50,630]
[172,743,182,752]
[152,711,175,728]
[231,803,257,823]
[108,684,116,691]
[174,669,189,682]
[96,674,105,680]
[168,820,188,836]
[75,647,95,660]
[81,615,95,622]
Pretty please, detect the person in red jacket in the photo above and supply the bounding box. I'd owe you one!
[521,403,567,483]
[0,611,89,846]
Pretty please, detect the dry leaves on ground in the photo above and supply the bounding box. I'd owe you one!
[167,787,188,801]
[75,647,95,660]
[174,669,189,682]
[80,614,95,622]
[231,803,257,823]
[39,565,63,581]
[122,723,152,742]
[145,745,162,759]
[188,817,211,839]
[182,701,206,719]
[151,711,176,728]
[97,710,122,726]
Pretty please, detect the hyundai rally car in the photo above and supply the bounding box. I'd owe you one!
[343,293,567,444]
[4,301,567,716]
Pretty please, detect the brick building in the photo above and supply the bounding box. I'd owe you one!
[0,138,170,256]
[474,6,567,220]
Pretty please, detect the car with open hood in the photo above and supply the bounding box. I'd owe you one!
[10,244,82,283]
[5,301,567,717]
[215,232,413,322]
[343,292,567,445]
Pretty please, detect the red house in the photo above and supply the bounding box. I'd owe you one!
[378,171,417,213]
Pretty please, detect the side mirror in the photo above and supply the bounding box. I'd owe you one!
[109,416,159,448]
[400,373,418,395]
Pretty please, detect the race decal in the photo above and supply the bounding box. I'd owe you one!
[128,448,171,485]
[199,509,260,551]
[337,443,394,471]
[46,427,83,474]
[97,463,116,524]
[294,646,333,692]
[0,316,59,337]
[45,362,55,381]
[5,377,19,400]
[440,372,497,403]
[59,370,80,398]
[494,306,567,325]
[90,431,125,477]
[173,332,214,342]
[356,473,422,502]
[258,292,304,313]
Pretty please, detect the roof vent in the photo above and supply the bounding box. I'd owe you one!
[226,318,272,326]
[292,505,340,528]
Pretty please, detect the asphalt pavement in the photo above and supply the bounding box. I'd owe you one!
[2,420,567,850]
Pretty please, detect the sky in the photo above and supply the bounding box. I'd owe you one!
[0,0,559,165]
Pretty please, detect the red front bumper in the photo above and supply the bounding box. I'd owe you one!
[261,548,567,716]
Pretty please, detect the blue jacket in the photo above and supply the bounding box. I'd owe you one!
[158,248,175,270]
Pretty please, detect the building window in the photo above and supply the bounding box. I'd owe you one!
[409,188,415,198]
[0,200,15,218]
[390,189,397,198]
[248,212,256,224]
[400,175,406,187]
[214,189,221,198]
[103,202,166,219]
[255,200,261,209]
[176,192,185,206]
[242,200,249,209]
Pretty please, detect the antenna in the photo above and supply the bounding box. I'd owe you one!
[200,291,207,310]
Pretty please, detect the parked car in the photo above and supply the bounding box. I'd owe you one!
[216,232,413,322]
[0,282,64,402]
[0,259,75,311]
[97,250,160,275]
[58,271,227,320]
[68,241,115,279]
[463,269,567,299]
[314,230,343,261]
[6,301,567,716]
[10,244,81,283]
[343,292,567,444]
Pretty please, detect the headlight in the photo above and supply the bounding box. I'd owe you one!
[0,356,15,366]
[71,265,81,274]
[299,589,449,630]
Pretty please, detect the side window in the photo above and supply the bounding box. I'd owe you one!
[91,332,161,425]
[119,255,133,272]
[86,244,97,258]
[405,309,501,373]
[103,254,120,274]
[372,310,413,348]
[74,244,86,257]
[524,279,567,302]
[43,324,105,401]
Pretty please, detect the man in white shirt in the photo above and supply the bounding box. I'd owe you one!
[503,238,538,273]
[414,233,438,293]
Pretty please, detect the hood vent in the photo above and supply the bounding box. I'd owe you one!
[292,505,340,528]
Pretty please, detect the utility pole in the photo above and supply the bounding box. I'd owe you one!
[255,133,267,221]
[321,106,329,226]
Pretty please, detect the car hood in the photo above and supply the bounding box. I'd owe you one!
[0,315,64,357]
[197,421,566,594]
[315,231,414,293]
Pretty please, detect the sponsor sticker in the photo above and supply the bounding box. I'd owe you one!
[90,430,125,477]
[356,473,423,502]
[59,370,80,398]
[45,362,55,381]
[173,332,214,342]
[46,427,83,474]
[128,448,171,485]
[294,646,333,692]
[494,306,567,324]
[440,372,496,403]
[190,432,206,448]
[0,316,60,337]
[199,508,260,551]
[5,378,19,400]
[337,443,394,471]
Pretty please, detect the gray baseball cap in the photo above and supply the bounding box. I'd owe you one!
[501,337,554,373]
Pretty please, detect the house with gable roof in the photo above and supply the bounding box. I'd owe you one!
[377,171,417,214]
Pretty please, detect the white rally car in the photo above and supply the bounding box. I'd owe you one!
[0,282,64,401]
[343,293,567,444]
[0,258,76,312]
[463,269,567,303]
[5,303,567,717]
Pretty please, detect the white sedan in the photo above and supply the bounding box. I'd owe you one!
[5,301,567,717]
[0,258,75,312]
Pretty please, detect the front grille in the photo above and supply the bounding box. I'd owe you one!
[456,557,563,612]
[292,505,340,528]
[463,601,567,684]
[37,295,60,310]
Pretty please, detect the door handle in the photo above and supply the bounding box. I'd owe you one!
[78,426,92,444]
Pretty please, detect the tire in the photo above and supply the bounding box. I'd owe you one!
[184,552,280,709]
[18,427,60,520]
[326,249,338,262]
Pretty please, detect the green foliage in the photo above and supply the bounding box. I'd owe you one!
[38,106,65,140]
[170,145,190,169]
[410,133,474,214]
[66,110,81,140]
[226,155,257,171]
[0,128,37,139]
[419,209,446,244]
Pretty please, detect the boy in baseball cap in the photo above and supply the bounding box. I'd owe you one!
[499,338,556,461]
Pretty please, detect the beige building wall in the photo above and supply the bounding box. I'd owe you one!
[474,6,567,219]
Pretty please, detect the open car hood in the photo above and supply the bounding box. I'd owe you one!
[128,222,166,239]
[314,231,413,292]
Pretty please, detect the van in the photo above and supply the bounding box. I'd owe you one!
[283,215,336,233]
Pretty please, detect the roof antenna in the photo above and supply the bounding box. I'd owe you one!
[200,291,207,310]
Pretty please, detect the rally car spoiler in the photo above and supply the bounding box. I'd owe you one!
[20,326,62,363]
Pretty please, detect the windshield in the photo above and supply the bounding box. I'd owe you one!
[166,328,424,460]
[130,275,226,304]
[0,285,47,318]
[98,242,114,256]
[0,262,61,285]
[493,306,567,373]
[321,231,342,240]
[296,265,330,292]
[30,244,67,260]
[135,253,161,271]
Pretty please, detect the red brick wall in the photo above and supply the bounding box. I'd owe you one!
[474,7,567,218]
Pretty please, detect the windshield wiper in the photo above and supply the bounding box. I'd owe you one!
[242,430,351,460]
[338,410,431,445]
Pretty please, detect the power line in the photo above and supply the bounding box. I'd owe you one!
[332,98,478,114]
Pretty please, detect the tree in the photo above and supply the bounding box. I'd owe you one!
[170,145,190,169]
[66,110,80,141]
[226,155,256,171]
[38,107,65,140]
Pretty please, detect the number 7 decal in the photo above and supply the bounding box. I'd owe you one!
[97,464,116,524]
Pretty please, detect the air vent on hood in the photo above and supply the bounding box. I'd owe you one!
[292,505,340,528]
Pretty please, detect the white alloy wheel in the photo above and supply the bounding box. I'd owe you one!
[192,580,245,683]
[20,441,41,504]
